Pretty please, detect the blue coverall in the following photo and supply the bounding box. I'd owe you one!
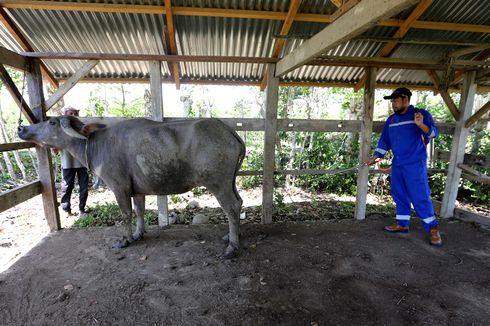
[374,105,439,231]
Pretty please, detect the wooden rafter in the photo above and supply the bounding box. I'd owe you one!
[0,8,58,87]
[164,0,180,90]
[1,1,489,33]
[330,0,362,22]
[330,0,343,7]
[259,0,301,90]
[354,0,433,91]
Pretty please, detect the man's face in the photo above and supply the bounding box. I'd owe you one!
[65,110,79,117]
[391,96,409,114]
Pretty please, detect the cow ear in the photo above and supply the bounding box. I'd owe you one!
[60,117,88,140]
[80,123,106,137]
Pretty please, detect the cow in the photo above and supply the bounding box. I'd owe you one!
[18,116,245,258]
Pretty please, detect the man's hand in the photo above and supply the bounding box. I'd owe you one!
[414,112,424,127]
[414,112,430,133]
[364,156,380,166]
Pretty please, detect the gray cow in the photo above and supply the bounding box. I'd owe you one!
[18,116,245,258]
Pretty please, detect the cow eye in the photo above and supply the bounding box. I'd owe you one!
[49,120,56,126]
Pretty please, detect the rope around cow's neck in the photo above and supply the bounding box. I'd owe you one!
[84,136,91,171]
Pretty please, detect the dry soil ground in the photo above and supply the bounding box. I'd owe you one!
[0,190,489,325]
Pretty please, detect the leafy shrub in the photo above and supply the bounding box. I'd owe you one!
[74,202,122,227]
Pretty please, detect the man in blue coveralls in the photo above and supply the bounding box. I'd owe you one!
[364,87,442,246]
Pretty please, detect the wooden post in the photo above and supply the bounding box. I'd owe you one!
[149,61,169,226]
[440,71,477,218]
[262,64,279,224]
[355,67,376,220]
[26,58,60,230]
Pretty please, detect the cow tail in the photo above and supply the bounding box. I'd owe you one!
[232,131,246,203]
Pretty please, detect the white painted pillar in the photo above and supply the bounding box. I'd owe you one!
[149,61,169,226]
[440,71,477,218]
[355,67,376,220]
[262,64,279,224]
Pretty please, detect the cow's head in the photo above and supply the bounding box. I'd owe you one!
[18,116,106,149]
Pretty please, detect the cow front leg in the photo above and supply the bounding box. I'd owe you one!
[132,195,146,241]
[112,192,133,248]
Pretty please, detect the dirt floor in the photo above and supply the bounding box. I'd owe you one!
[0,212,489,325]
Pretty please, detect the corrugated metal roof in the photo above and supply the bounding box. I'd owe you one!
[0,0,488,89]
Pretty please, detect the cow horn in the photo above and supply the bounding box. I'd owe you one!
[60,118,88,140]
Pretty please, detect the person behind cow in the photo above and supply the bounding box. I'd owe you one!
[364,87,442,246]
[55,107,90,216]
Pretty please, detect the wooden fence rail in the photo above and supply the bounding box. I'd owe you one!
[0,180,42,213]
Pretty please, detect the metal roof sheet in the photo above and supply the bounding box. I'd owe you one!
[0,0,488,89]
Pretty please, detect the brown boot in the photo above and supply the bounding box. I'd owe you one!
[384,224,409,233]
[429,228,442,246]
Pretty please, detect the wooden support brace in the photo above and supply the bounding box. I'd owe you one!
[45,60,99,111]
[0,64,37,123]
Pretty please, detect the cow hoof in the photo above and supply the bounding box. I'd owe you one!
[112,238,130,249]
[221,234,229,243]
[131,233,144,242]
[221,244,238,259]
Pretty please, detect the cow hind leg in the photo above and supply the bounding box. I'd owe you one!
[210,185,242,259]
[112,192,133,248]
[132,195,146,241]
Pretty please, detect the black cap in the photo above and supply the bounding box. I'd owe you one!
[383,87,412,100]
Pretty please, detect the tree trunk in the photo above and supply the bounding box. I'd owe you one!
[28,148,39,176]
[2,152,16,180]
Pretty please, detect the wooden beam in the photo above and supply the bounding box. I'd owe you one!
[163,0,180,90]
[448,44,490,58]
[465,100,490,128]
[2,1,489,34]
[259,0,302,90]
[0,8,58,87]
[0,46,27,70]
[275,0,419,77]
[435,150,490,167]
[330,0,343,7]
[22,52,279,63]
[45,60,99,111]
[355,67,376,220]
[62,76,490,93]
[354,0,433,90]
[452,49,490,86]
[262,64,279,224]
[0,181,42,214]
[440,71,477,219]
[22,52,490,72]
[0,141,35,152]
[380,19,490,34]
[0,64,37,123]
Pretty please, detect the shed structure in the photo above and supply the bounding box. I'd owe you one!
[0,0,489,228]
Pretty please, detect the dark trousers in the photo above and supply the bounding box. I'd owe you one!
[60,168,89,212]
